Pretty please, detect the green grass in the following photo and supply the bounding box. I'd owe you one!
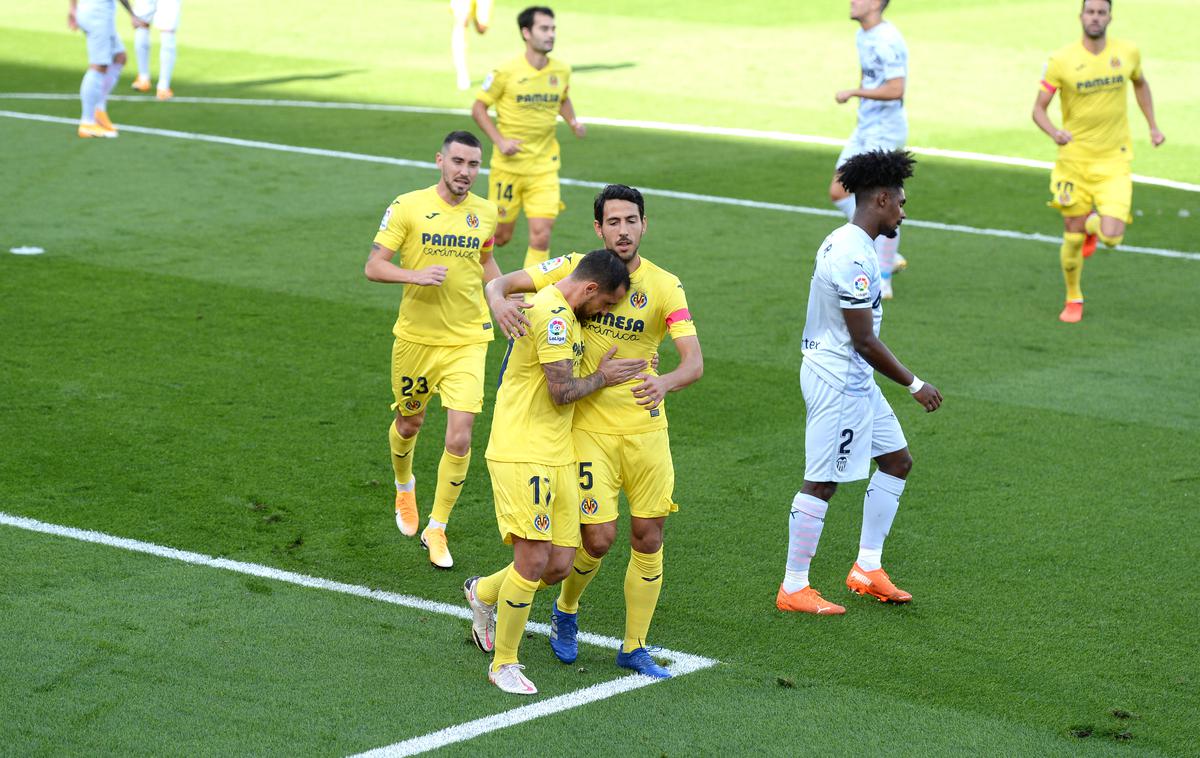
[2,2,1199,755]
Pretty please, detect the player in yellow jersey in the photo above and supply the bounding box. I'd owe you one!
[1032,0,1165,323]
[471,6,586,270]
[364,131,500,570]
[450,0,493,91]
[462,250,645,695]
[483,185,704,679]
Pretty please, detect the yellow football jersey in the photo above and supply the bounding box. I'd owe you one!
[1042,38,1142,162]
[373,186,498,346]
[486,284,585,466]
[476,55,572,176]
[530,254,697,434]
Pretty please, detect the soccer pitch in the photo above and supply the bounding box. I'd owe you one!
[2,1,1199,754]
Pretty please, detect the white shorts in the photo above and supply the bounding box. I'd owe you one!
[836,120,907,168]
[78,3,125,65]
[134,0,181,29]
[801,361,907,482]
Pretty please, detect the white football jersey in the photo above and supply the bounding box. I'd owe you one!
[801,223,883,396]
[855,21,908,131]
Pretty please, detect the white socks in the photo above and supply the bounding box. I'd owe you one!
[834,194,856,220]
[857,470,906,571]
[875,228,900,279]
[80,69,104,123]
[135,27,151,79]
[98,61,123,111]
[783,493,828,592]
[158,32,176,90]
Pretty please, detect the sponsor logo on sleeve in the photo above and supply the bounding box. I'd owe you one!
[547,317,568,345]
[481,72,495,91]
[379,206,393,231]
[539,256,566,273]
[852,273,871,298]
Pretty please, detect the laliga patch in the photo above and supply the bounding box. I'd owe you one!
[852,273,870,298]
[539,256,566,273]
[547,317,568,346]
[481,72,495,91]
[378,206,393,231]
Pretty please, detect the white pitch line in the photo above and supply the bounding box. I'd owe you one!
[3,91,1197,193]
[2,108,1196,261]
[0,511,718,756]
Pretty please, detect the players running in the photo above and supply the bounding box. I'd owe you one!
[463,250,645,695]
[69,0,131,138]
[364,131,500,570]
[829,0,909,299]
[472,6,586,270]
[451,0,494,91]
[130,0,181,100]
[778,149,942,616]
[1032,0,1165,323]
[485,185,703,679]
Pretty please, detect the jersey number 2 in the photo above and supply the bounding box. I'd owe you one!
[400,376,429,397]
[838,428,854,455]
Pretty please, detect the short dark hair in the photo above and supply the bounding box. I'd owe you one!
[518,6,554,33]
[571,249,630,294]
[837,149,916,197]
[1083,0,1112,9]
[593,184,645,223]
[442,130,481,152]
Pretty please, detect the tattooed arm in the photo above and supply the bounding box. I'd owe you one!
[541,346,647,406]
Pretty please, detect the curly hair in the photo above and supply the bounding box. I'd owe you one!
[837,149,916,196]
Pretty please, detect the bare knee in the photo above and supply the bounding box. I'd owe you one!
[877,450,913,479]
[581,522,615,558]
[630,517,664,554]
[801,481,837,502]
[394,412,423,438]
[444,429,471,456]
[114,52,127,65]
[542,549,575,584]
[494,223,514,247]
[527,221,552,251]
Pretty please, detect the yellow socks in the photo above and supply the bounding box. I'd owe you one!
[431,448,471,524]
[1060,232,1085,303]
[523,247,549,269]
[388,421,418,485]
[493,569,539,668]
[476,563,511,605]
[622,547,663,653]
[555,549,603,614]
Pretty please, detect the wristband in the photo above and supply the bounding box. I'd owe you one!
[907,377,924,394]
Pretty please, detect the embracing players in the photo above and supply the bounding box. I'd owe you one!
[1032,0,1165,323]
[364,131,499,570]
[485,185,704,678]
[778,150,941,615]
[472,6,586,270]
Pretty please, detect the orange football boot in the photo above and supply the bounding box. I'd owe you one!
[776,584,846,615]
[394,487,418,536]
[93,109,117,132]
[1058,301,1083,324]
[131,74,151,92]
[846,563,912,603]
[1082,234,1098,258]
[156,87,174,100]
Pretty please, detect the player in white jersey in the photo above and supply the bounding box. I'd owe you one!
[829,0,909,299]
[778,149,942,616]
[130,0,182,100]
[69,0,130,138]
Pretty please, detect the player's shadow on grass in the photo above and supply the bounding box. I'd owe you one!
[572,63,636,74]
[209,69,368,90]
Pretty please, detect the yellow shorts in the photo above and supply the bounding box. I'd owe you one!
[573,428,679,525]
[390,338,488,416]
[488,168,564,223]
[1048,159,1133,223]
[487,460,581,547]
